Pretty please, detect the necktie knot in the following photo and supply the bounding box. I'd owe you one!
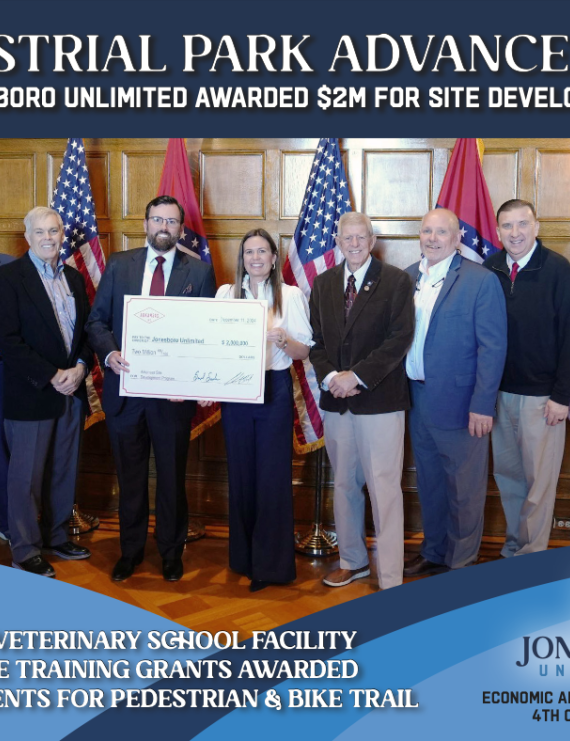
[511,262,519,281]
[156,256,165,265]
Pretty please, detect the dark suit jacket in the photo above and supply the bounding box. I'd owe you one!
[405,253,507,429]
[0,252,93,421]
[86,247,216,416]
[309,256,415,415]
[0,253,15,363]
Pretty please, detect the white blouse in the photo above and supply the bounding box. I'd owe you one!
[215,277,314,370]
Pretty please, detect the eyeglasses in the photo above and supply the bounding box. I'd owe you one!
[148,216,181,227]
[340,235,370,245]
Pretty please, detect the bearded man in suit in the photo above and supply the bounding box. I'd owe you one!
[310,211,415,590]
[87,196,216,582]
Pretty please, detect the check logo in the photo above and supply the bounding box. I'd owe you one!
[135,308,165,324]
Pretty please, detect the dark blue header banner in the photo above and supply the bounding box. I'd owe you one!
[1,0,570,136]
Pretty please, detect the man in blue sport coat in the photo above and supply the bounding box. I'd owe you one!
[403,208,507,577]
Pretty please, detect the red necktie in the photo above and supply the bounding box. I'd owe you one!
[150,256,166,296]
[344,274,357,320]
[510,262,519,282]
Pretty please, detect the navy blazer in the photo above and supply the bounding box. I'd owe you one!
[405,253,507,430]
[0,252,93,421]
[0,253,14,363]
[86,247,216,416]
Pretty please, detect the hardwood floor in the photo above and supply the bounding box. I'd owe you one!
[1,518,567,641]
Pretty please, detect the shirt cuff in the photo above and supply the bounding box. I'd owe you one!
[322,370,367,390]
[353,373,367,389]
[321,370,338,391]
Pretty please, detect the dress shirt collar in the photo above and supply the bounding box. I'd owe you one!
[27,249,64,278]
[419,251,456,284]
[344,255,372,292]
[505,241,538,272]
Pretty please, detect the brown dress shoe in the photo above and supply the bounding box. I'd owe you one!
[403,554,448,577]
[322,565,370,587]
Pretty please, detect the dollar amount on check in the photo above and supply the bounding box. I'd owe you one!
[120,296,268,403]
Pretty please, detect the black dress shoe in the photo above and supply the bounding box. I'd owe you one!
[403,554,448,577]
[13,555,55,578]
[163,558,183,582]
[43,541,91,560]
[112,556,142,582]
[249,580,270,593]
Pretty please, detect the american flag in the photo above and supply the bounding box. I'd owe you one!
[157,138,220,439]
[51,138,106,428]
[282,138,352,453]
[437,138,501,263]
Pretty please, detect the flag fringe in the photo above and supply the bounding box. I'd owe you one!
[190,408,222,441]
[293,435,325,456]
[84,410,105,431]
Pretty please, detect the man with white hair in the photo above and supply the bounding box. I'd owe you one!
[310,211,415,590]
[0,206,92,577]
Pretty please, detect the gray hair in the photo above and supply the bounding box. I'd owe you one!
[24,206,64,235]
[337,211,374,237]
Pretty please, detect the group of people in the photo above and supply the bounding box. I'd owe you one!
[0,195,567,593]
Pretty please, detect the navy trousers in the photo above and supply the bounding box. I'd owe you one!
[409,380,489,569]
[222,369,296,583]
[5,395,84,563]
[0,362,9,536]
[106,397,194,561]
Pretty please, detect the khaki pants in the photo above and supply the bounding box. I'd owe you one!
[492,392,566,557]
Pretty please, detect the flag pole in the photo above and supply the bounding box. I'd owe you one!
[282,137,352,556]
[295,447,338,556]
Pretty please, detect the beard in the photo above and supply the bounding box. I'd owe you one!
[148,230,179,252]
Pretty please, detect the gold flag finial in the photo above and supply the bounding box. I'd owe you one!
[476,138,485,162]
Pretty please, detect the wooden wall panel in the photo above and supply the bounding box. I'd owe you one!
[482,150,519,214]
[364,150,432,218]
[541,237,570,261]
[281,151,314,219]
[201,152,265,219]
[0,154,35,216]
[122,233,147,251]
[375,237,419,271]
[0,233,28,257]
[207,236,243,287]
[1,137,569,540]
[536,151,570,219]
[122,152,165,219]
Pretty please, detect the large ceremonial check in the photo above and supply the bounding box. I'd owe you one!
[119,295,268,402]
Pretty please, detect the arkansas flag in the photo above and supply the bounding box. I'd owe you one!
[437,138,502,263]
[157,138,220,439]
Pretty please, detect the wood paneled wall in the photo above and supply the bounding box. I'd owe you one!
[0,138,569,536]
